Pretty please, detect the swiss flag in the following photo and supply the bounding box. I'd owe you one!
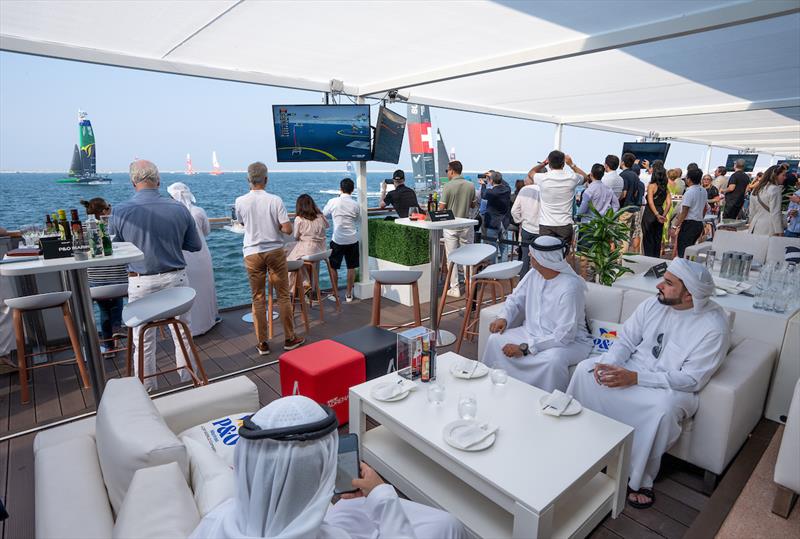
[408,122,433,154]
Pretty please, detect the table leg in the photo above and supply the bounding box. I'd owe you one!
[63,269,106,403]
[348,390,365,441]
[608,433,633,518]
[428,229,456,346]
[15,275,48,361]
[513,501,551,539]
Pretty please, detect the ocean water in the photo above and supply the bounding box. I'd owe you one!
[0,172,392,308]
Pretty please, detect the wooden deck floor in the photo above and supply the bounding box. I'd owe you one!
[0,294,774,539]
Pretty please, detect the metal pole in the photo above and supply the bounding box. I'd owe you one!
[64,268,106,403]
[429,229,442,333]
[553,123,564,151]
[355,96,371,299]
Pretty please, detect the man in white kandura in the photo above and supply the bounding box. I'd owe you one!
[567,258,730,509]
[483,235,593,392]
[191,395,465,539]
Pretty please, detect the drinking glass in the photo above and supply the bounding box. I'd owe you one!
[458,392,478,420]
[705,250,716,273]
[490,368,508,386]
[426,382,445,405]
[408,206,420,220]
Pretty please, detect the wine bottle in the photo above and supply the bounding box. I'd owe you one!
[57,209,71,242]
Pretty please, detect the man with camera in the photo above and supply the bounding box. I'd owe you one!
[479,170,511,263]
[379,170,420,218]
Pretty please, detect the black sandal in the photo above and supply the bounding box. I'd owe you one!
[627,486,655,509]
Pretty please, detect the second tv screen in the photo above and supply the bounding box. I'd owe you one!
[621,142,670,165]
[273,105,371,162]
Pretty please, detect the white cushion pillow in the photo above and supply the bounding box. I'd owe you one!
[588,319,624,355]
[112,462,200,539]
[95,378,189,514]
[179,412,250,467]
[182,436,236,516]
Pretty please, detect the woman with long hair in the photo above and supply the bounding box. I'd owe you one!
[749,165,786,236]
[287,194,329,294]
[80,197,128,354]
[641,161,671,257]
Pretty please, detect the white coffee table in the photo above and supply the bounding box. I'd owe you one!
[349,351,633,539]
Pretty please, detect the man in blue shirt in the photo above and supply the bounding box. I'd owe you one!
[111,159,202,391]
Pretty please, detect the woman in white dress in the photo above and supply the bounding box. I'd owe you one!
[749,165,786,236]
[168,182,220,336]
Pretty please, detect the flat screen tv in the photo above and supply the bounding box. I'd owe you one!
[372,106,406,164]
[725,154,758,172]
[621,142,670,165]
[272,105,371,162]
[777,159,799,174]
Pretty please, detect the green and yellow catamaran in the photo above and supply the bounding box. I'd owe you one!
[57,110,111,184]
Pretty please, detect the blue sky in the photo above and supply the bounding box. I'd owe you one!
[0,51,776,174]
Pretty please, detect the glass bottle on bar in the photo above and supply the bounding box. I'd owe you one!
[69,209,84,243]
[44,214,55,235]
[427,193,434,214]
[57,209,71,242]
[98,217,113,256]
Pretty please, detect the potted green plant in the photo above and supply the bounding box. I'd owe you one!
[367,219,431,306]
[576,205,635,285]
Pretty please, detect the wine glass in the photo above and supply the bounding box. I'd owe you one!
[408,206,420,220]
[458,392,478,420]
[426,382,445,405]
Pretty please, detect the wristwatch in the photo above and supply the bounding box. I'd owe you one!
[519,343,529,356]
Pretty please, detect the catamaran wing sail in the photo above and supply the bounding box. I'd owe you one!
[79,115,97,174]
[436,128,449,184]
[407,104,436,191]
[68,144,83,177]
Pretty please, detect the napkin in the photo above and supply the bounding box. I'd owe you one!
[714,277,752,294]
[542,390,573,417]
[450,422,498,448]
[373,380,415,400]
[455,358,479,378]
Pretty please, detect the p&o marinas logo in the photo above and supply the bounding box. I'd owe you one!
[593,328,619,352]
[207,415,249,446]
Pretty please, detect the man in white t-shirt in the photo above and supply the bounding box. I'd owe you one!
[322,178,361,302]
[510,181,541,276]
[601,155,624,201]
[526,150,587,252]
[671,168,708,258]
[235,162,305,356]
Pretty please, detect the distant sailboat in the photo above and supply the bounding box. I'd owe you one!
[185,153,196,175]
[210,151,223,175]
[57,110,111,184]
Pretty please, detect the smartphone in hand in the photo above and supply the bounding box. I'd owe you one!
[334,433,360,495]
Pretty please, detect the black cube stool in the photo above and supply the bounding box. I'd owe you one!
[332,325,398,380]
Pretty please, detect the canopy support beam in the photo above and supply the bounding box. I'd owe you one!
[703,145,713,172]
[354,96,373,300]
[357,0,800,96]
[553,124,563,151]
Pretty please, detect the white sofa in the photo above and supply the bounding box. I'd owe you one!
[477,282,776,489]
[685,229,800,264]
[773,379,800,518]
[34,376,260,539]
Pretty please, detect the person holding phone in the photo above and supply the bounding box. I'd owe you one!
[379,170,420,218]
[190,396,465,539]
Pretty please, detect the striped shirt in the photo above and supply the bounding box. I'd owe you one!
[87,265,128,287]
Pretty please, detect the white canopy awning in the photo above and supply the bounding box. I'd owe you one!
[2,0,798,156]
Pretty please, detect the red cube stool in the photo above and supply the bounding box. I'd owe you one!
[279,340,365,425]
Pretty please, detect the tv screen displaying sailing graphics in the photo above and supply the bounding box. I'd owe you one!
[273,105,371,162]
[777,159,799,174]
[725,154,758,172]
[621,142,670,164]
[372,106,406,164]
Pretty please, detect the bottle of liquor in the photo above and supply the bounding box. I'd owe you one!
[421,334,431,382]
[57,209,71,242]
[98,218,113,256]
[429,331,437,381]
[426,194,434,214]
[69,209,84,243]
[44,214,54,235]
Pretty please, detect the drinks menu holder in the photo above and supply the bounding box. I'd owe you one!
[428,209,455,222]
[644,262,667,278]
[39,237,73,259]
[397,327,435,381]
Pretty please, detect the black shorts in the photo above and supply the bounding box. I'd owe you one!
[538,224,575,253]
[330,241,359,270]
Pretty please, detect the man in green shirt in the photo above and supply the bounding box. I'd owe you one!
[439,160,477,297]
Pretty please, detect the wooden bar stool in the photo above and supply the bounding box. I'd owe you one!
[268,259,310,339]
[370,270,423,329]
[437,243,496,327]
[6,291,90,404]
[123,286,208,387]
[90,282,129,354]
[456,261,522,354]
[303,249,341,321]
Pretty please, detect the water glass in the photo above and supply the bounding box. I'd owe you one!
[458,392,478,420]
[705,250,716,273]
[426,382,445,405]
[490,368,508,386]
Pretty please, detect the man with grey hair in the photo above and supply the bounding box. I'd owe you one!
[110,159,203,391]
[235,162,305,355]
[723,159,749,220]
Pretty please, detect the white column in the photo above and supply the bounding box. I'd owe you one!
[770,154,777,165]
[553,123,563,151]
[703,144,712,172]
[354,97,373,299]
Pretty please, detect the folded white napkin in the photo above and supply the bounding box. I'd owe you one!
[542,390,573,417]
[373,380,414,400]
[450,422,498,448]
[714,277,752,294]
[454,358,479,377]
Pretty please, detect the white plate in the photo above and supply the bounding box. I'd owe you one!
[449,361,489,379]
[370,382,412,402]
[714,288,728,296]
[443,420,496,451]
[538,394,583,416]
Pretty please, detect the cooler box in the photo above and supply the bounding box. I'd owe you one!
[332,325,398,381]
[279,340,365,425]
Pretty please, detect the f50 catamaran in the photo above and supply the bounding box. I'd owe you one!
[57,110,111,184]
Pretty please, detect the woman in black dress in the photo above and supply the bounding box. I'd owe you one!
[641,161,671,258]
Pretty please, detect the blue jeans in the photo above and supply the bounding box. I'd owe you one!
[484,227,505,263]
[97,297,123,340]
[785,230,800,238]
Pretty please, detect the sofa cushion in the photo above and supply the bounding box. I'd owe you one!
[112,462,200,539]
[35,435,115,539]
[588,319,624,355]
[585,282,623,322]
[182,436,236,516]
[179,412,251,467]
[95,377,189,515]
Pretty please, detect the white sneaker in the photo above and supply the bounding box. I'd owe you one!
[327,294,339,303]
[446,287,461,298]
[345,295,354,303]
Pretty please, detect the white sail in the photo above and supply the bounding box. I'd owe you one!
[185,153,195,175]
[211,151,222,175]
